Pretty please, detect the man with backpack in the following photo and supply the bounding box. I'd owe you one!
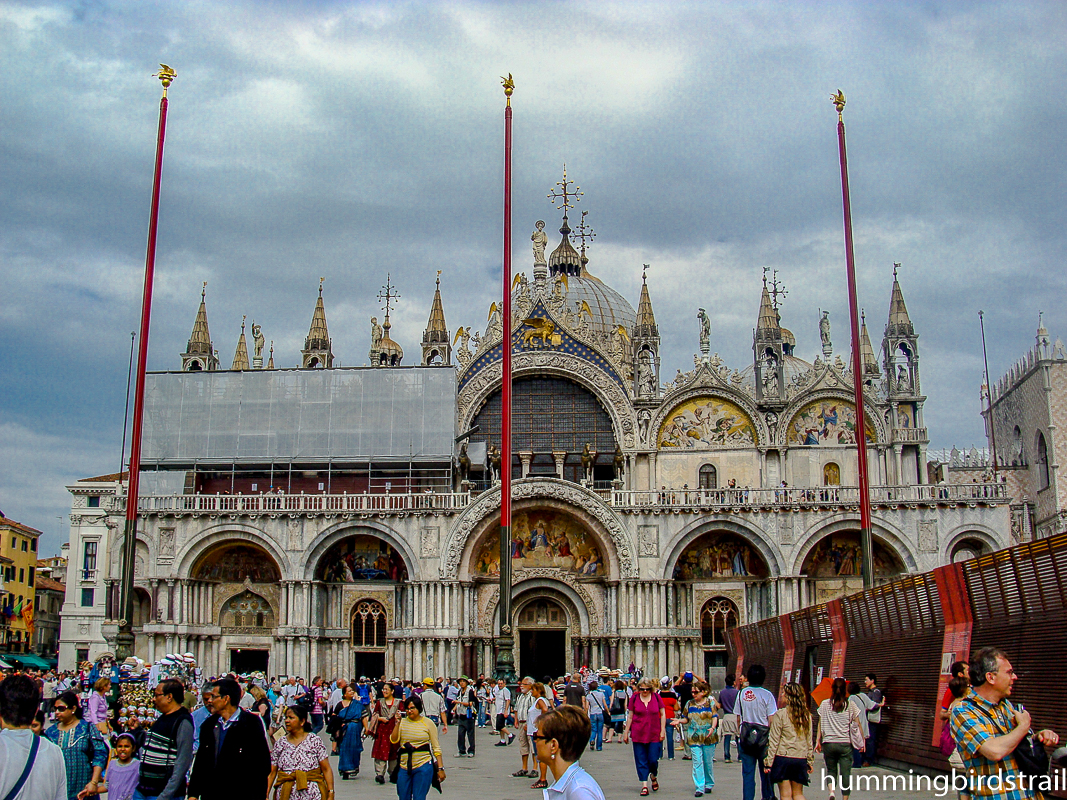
[738,664,777,800]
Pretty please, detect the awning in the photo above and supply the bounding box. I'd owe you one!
[3,653,51,669]
[0,659,12,669]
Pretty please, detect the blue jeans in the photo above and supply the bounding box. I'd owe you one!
[665,725,675,759]
[691,743,716,792]
[741,748,775,800]
[589,713,603,750]
[311,712,324,733]
[632,740,663,781]
[722,733,734,761]
[396,761,434,800]
[132,792,159,800]
[477,703,487,726]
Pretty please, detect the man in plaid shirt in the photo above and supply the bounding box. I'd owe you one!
[950,647,1060,799]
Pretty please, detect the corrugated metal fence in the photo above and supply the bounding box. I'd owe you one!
[728,531,1067,775]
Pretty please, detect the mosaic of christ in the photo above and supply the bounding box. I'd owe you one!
[474,510,604,577]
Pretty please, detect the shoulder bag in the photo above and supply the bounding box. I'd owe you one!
[739,721,770,756]
[849,707,866,752]
[971,699,1049,780]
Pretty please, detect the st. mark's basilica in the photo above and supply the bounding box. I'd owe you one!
[59,177,1011,681]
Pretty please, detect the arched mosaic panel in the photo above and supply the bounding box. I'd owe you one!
[801,533,904,579]
[318,535,408,583]
[192,543,281,583]
[473,510,605,578]
[672,531,770,580]
[658,396,757,449]
[787,400,876,445]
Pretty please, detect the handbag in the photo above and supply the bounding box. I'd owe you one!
[2,734,39,800]
[739,721,770,755]
[609,691,626,717]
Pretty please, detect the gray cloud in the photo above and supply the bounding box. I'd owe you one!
[1,1,1065,550]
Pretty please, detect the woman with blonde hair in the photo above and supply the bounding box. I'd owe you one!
[623,676,666,796]
[533,705,605,799]
[816,678,863,800]
[669,678,718,797]
[763,682,814,800]
[86,677,112,737]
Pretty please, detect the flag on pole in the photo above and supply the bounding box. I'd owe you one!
[22,599,34,634]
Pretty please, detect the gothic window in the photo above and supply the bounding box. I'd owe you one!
[352,600,388,648]
[1037,432,1050,490]
[698,464,717,490]
[700,598,739,647]
[223,591,274,629]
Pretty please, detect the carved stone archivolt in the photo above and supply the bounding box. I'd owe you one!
[457,353,637,450]
[476,574,602,637]
[442,477,636,579]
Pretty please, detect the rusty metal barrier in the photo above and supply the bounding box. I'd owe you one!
[728,531,1067,780]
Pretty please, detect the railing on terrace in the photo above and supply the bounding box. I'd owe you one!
[133,491,471,515]
[124,483,1006,516]
[610,482,1007,509]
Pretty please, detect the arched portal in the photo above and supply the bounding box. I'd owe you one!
[517,597,569,680]
[316,534,408,583]
[950,536,990,563]
[799,531,906,603]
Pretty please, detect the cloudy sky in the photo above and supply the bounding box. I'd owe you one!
[2,1,1065,555]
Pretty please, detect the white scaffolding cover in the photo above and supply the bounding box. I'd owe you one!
[141,367,457,464]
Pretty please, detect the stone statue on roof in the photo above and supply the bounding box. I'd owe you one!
[531,220,548,264]
[252,323,265,359]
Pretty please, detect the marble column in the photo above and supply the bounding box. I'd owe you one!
[518,452,532,478]
[553,452,566,479]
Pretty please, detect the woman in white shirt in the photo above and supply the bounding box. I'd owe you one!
[528,683,553,790]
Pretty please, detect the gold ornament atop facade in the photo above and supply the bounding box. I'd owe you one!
[501,73,515,106]
[548,164,582,212]
[831,89,846,120]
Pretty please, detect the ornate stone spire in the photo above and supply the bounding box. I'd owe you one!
[886,262,914,335]
[635,266,658,336]
[756,276,781,340]
[859,310,880,375]
[231,316,250,371]
[301,278,334,368]
[181,283,219,371]
[267,341,274,370]
[422,271,451,366]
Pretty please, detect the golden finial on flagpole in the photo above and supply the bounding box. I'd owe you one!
[153,64,177,96]
[831,89,846,121]
[501,73,515,106]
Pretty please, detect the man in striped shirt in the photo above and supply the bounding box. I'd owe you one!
[950,647,1059,800]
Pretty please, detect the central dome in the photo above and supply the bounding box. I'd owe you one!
[562,273,637,337]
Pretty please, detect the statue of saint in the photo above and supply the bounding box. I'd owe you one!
[370,317,383,350]
[697,308,711,350]
[819,310,831,349]
[531,220,548,264]
[251,323,265,359]
[638,409,652,444]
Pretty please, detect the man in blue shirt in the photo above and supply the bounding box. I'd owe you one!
[717,674,740,763]
[190,684,213,755]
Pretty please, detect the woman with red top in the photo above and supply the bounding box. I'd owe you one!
[623,676,667,796]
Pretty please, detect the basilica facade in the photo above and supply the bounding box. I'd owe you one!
[59,204,1011,682]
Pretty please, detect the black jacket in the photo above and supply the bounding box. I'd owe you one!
[187,709,271,799]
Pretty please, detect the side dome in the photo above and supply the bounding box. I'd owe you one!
[562,274,637,337]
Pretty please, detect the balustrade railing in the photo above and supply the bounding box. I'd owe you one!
[610,482,1007,508]
[132,491,471,515]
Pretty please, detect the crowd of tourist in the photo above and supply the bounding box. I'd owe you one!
[1,645,1062,800]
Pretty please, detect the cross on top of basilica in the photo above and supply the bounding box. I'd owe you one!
[548,164,583,214]
[575,209,596,256]
[377,273,400,320]
[763,266,788,310]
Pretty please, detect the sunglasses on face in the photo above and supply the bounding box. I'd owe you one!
[54,705,70,711]
[529,734,552,743]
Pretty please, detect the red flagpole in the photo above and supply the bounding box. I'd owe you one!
[832,91,875,590]
[496,75,515,681]
[116,66,175,660]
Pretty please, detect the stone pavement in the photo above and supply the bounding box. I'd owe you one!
[330,728,952,800]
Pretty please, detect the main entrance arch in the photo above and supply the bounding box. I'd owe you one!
[517,597,569,680]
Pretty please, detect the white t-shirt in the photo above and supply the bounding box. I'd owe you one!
[281,683,301,706]
[0,728,67,800]
[738,685,777,726]
[494,686,511,715]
